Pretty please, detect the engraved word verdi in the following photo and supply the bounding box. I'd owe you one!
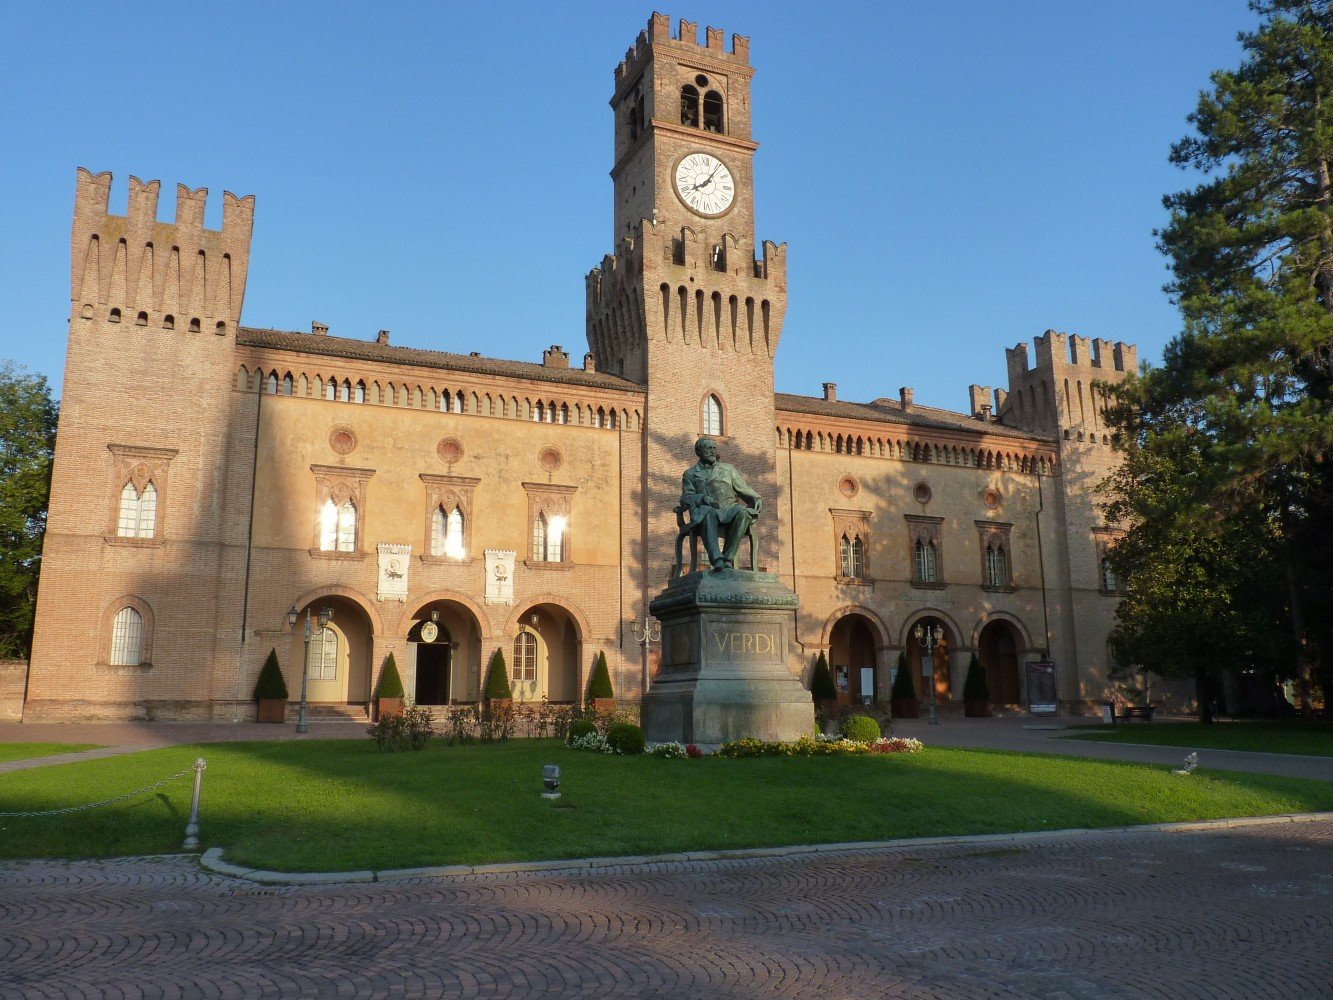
[707,625,781,661]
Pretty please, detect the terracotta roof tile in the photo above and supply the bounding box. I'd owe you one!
[237,327,645,393]
[775,393,1053,443]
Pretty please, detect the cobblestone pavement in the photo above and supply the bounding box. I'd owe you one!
[2,822,1329,999]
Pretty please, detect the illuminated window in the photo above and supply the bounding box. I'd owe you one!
[110,607,143,665]
[320,498,357,552]
[703,394,723,436]
[431,505,466,558]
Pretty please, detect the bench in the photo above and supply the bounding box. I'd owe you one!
[671,503,757,579]
[1117,705,1155,723]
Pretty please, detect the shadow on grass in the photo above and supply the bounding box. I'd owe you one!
[2,739,1332,872]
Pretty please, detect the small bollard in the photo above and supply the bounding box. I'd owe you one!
[542,764,561,800]
[182,758,207,849]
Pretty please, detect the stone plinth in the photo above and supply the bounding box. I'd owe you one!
[641,569,814,744]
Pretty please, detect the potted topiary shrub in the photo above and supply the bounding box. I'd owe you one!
[890,651,918,719]
[376,652,405,720]
[483,648,513,705]
[964,652,991,717]
[253,648,288,723]
[810,651,838,716]
[586,650,615,713]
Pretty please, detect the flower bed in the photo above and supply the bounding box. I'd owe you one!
[717,735,924,758]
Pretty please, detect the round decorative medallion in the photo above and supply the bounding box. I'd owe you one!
[838,475,859,499]
[328,426,357,455]
[982,487,1003,511]
[913,481,933,505]
[419,621,439,644]
[436,436,464,465]
[538,446,563,474]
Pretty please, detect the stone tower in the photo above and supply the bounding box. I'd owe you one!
[586,13,788,595]
[25,169,257,718]
[999,331,1138,702]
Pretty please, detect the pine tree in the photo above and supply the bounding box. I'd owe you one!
[483,648,512,700]
[586,650,613,702]
[376,652,405,698]
[890,651,916,700]
[1111,0,1333,713]
[809,651,837,701]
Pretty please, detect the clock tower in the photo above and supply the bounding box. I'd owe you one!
[586,13,789,596]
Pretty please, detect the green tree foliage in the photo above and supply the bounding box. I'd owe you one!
[0,362,57,659]
[253,648,289,700]
[483,648,512,700]
[586,650,613,701]
[376,652,405,699]
[1107,1,1333,713]
[890,651,915,700]
[810,651,837,701]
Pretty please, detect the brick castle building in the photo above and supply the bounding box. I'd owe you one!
[16,14,1134,722]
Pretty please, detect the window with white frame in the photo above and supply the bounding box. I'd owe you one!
[110,606,144,665]
[532,512,564,562]
[915,538,938,583]
[117,481,158,539]
[319,498,357,552]
[524,482,575,565]
[839,534,864,578]
[1101,556,1118,592]
[703,394,723,436]
[514,631,537,682]
[985,542,1007,587]
[306,626,338,680]
[431,505,466,558]
[977,521,1014,589]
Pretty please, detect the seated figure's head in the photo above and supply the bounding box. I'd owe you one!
[695,437,718,463]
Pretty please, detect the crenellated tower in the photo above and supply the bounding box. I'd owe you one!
[27,169,258,720]
[588,14,788,609]
[994,329,1138,701]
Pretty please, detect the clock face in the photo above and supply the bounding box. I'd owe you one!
[674,152,736,216]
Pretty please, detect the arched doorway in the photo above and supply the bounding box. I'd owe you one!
[286,594,374,706]
[905,615,953,705]
[511,603,582,704]
[828,613,880,704]
[407,599,484,705]
[979,619,1023,705]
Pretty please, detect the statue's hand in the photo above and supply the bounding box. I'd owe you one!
[752,498,764,517]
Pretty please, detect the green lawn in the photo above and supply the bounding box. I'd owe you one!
[0,743,98,764]
[3,740,1331,872]
[1062,721,1333,757]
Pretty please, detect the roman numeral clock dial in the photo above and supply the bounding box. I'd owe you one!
[674,152,736,217]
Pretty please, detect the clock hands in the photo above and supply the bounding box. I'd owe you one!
[693,162,722,191]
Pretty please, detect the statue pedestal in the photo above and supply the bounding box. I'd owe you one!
[642,569,814,745]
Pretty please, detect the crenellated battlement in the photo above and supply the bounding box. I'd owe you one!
[615,12,751,86]
[999,328,1138,434]
[72,167,254,333]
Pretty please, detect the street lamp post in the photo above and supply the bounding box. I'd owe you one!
[287,603,333,735]
[914,623,945,726]
[631,613,662,693]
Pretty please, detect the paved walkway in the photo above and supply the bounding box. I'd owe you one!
[1,821,1330,998]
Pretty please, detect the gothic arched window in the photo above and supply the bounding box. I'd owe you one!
[703,394,723,436]
[985,543,1008,587]
[110,606,144,665]
[680,85,699,127]
[915,539,938,583]
[117,481,158,539]
[703,90,724,133]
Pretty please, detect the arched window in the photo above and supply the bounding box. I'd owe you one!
[703,394,723,436]
[320,498,357,552]
[703,90,724,133]
[514,631,537,683]
[680,84,699,127]
[355,381,366,404]
[325,379,336,401]
[839,534,864,578]
[282,373,293,396]
[266,372,278,394]
[117,481,157,538]
[985,543,1008,587]
[340,379,351,403]
[1101,556,1118,592]
[915,539,938,583]
[306,625,338,680]
[110,606,144,665]
[532,513,564,562]
[432,505,466,558]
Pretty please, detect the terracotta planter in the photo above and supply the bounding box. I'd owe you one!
[591,697,616,714]
[256,698,287,724]
[964,698,992,718]
[891,698,919,719]
[377,697,404,720]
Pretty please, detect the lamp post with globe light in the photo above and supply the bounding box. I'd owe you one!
[913,622,945,726]
[287,603,333,734]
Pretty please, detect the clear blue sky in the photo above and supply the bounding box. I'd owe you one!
[0,1,1249,411]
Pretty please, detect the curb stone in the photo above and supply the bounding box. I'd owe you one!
[195,810,1333,886]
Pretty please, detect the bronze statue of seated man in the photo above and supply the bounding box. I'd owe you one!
[681,437,763,571]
